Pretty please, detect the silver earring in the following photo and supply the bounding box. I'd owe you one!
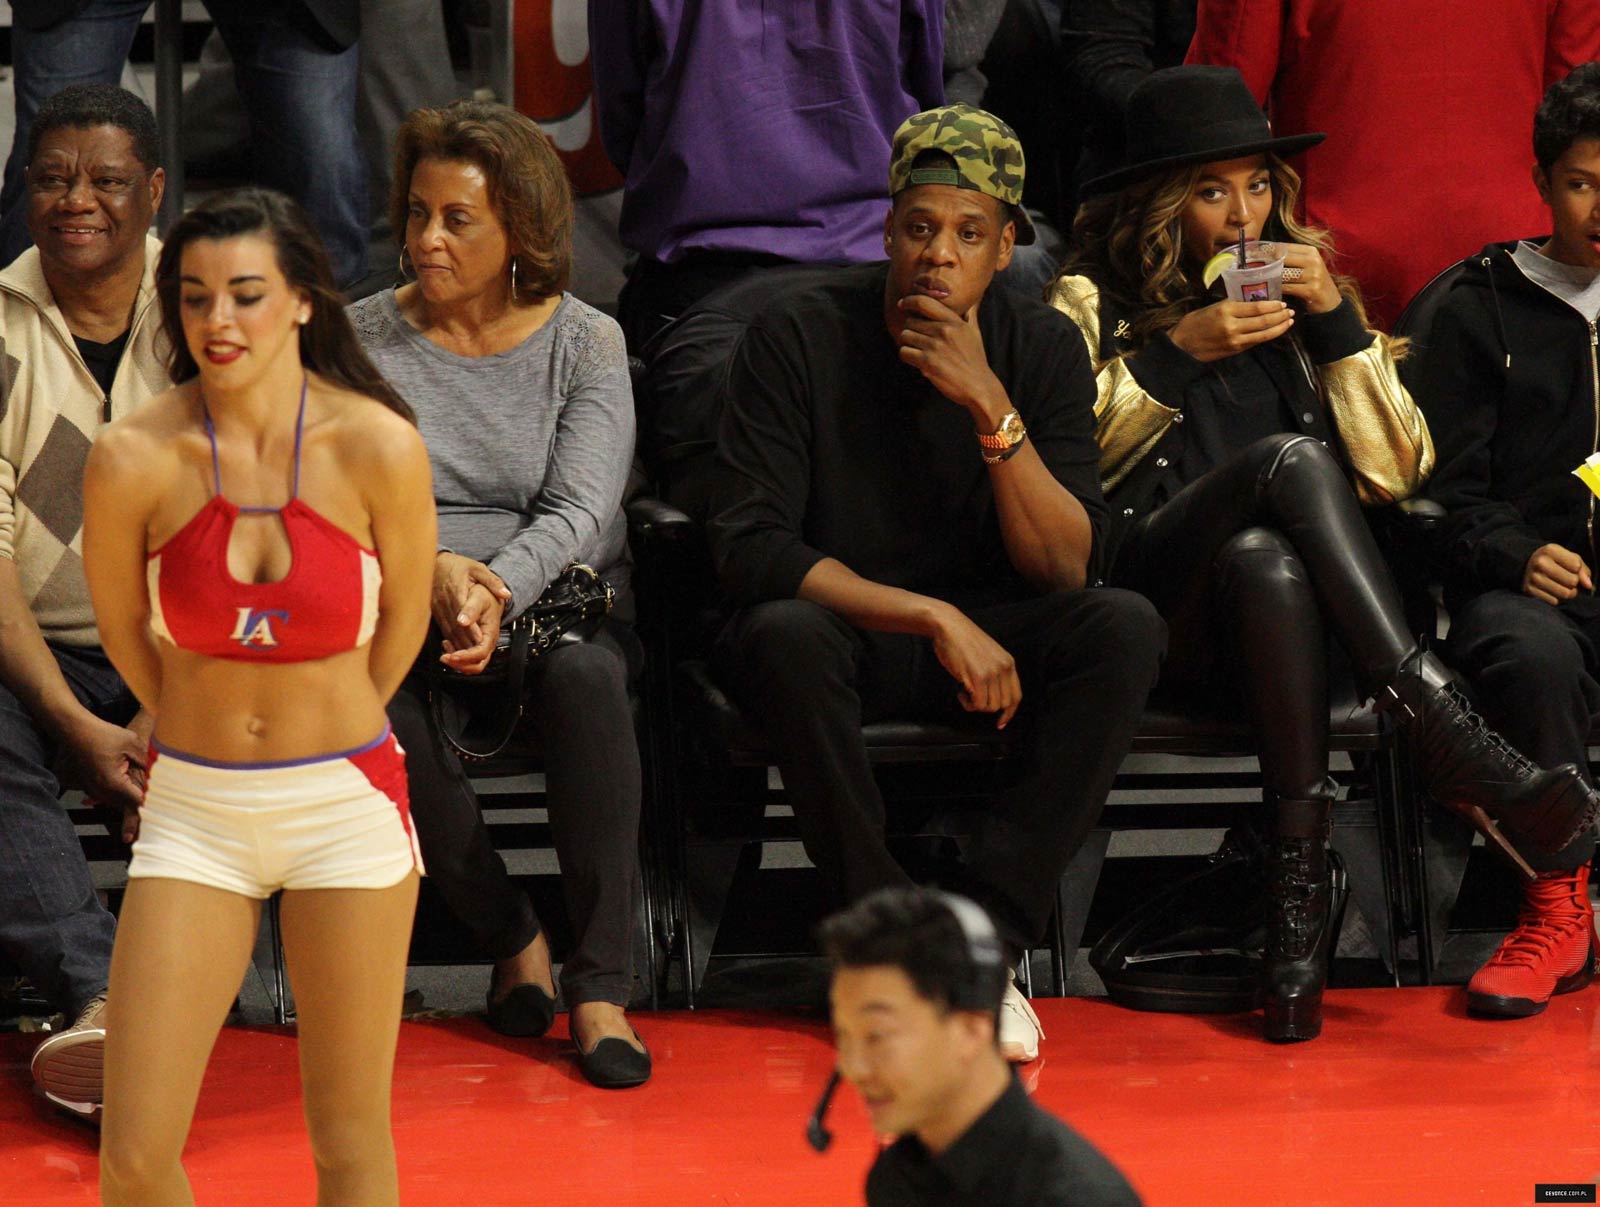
[510,256,519,297]
[398,248,415,282]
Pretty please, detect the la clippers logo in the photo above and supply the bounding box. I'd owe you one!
[231,607,289,649]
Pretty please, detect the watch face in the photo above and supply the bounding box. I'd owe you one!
[978,410,1025,449]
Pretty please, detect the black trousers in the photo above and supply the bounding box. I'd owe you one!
[1111,434,1417,806]
[616,251,792,350]
[1447,591,1600,871]
[387,621,644,1006]
[713,590,1165,950]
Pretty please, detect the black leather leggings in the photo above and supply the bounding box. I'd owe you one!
[1111,434,1416,803]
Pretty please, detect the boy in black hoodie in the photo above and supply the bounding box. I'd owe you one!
[1418,62,1600,1019]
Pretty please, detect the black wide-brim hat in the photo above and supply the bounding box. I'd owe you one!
[1080,65,1326,197]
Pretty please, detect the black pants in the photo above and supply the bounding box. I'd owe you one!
[1447,591,1600,871]
[617,251,794,351]
[388,621,644,1006]
[713,590,1165,950]
[1111,434,1416,805]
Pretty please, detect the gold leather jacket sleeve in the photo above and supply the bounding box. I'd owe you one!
[1047,275,1177,492]
[1318,335,1435,506]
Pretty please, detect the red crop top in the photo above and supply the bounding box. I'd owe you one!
[146,381,382,663]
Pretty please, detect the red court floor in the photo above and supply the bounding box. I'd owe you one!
[5,987,1598,1206]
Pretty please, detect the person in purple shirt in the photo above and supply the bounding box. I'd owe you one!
[588,0,944,348]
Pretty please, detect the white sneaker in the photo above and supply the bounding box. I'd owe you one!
[998,975,1043,1063]
[31,993,107,1117]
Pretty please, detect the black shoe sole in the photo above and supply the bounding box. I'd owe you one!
[1465,991,1550,1018]
[1545,773,1600,851]
[1482,766,1600,860]
[1263,997,1323,1042]
[1514,768,1600,855]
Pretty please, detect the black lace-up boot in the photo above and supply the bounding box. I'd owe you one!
[1377,649,1600,878]
[1262,793,1347,1042]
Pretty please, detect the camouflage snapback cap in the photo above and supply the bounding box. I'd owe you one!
[887,104,1035,245]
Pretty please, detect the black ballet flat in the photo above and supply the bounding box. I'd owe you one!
[576,1030,652,1090]
[484,982,557,1038]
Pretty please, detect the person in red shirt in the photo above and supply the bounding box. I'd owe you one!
[1187,0,1600,329]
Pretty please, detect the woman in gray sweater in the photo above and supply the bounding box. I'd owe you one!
[349,101,648,1088]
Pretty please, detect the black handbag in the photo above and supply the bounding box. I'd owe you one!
[1088,827,1350,1015]
[421,563,615,762]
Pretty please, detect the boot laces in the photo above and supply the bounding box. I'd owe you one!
[1269,842,1322,951]
[1485,873,1589,969]
[1437,683,1539,775]
[1275,911,1312,949]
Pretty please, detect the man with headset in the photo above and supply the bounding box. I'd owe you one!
[816,888,1142,1205]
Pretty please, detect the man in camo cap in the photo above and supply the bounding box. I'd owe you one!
[887,103,1037,246]
[707,104,1165,1065]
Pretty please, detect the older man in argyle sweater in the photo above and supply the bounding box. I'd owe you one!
[0,84,169,1120]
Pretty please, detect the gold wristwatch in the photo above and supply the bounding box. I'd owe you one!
[977,409,1027,464]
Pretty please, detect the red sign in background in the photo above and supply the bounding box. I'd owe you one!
[512,1,623,197]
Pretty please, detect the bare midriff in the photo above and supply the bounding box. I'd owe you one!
[151,644,389,762]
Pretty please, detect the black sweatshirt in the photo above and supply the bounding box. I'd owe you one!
[708,263,1106,610]
[866,1072,1143,1207]
[1417,239,1600,617]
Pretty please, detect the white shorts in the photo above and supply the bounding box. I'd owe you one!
[128,727,425,898]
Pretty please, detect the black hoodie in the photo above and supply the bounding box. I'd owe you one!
[1417,239,1600,619]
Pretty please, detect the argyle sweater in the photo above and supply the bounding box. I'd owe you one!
[0,236,170,646]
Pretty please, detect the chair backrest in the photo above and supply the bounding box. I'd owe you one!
[1391,257,1471,397]
[634,264,846,474]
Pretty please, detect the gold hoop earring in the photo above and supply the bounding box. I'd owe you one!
[398,247,415,282]
[510,256,519,297]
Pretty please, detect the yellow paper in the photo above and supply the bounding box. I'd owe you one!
[1575,453,1600,500]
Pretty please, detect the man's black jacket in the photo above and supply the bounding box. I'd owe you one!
[1417,239,1600,618]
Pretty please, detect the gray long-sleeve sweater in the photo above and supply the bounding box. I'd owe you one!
[348,289,636,617]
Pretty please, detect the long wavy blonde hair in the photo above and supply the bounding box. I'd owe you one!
[1058,154,1375,352]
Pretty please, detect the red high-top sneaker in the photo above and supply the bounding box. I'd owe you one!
[1466,864,1597,1018]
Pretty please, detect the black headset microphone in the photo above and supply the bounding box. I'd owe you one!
[805,893,1006,1154]
[806,1070,843,1152]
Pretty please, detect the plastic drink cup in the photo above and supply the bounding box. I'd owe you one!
[1219,241,1286,303]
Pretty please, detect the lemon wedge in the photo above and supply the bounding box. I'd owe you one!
[1202,251,1238,289]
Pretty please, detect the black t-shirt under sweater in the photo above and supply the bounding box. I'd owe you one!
[74,330,130,403]
[708,263,1107,610]
[1170,346,1300,507]
[866,1072,1143,1207]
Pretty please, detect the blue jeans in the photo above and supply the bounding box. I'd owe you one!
[0,0,152,266]
[0,645,137,1017]
[211,14,368,287]
[0,2,368,287]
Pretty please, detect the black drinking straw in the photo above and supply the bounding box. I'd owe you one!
[1236,224,1247,268]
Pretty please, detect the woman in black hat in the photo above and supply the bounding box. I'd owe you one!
[1048,65,1600,1042]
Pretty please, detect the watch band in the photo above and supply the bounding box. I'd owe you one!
[982,433,1027,465]
[976,409,1026,452]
